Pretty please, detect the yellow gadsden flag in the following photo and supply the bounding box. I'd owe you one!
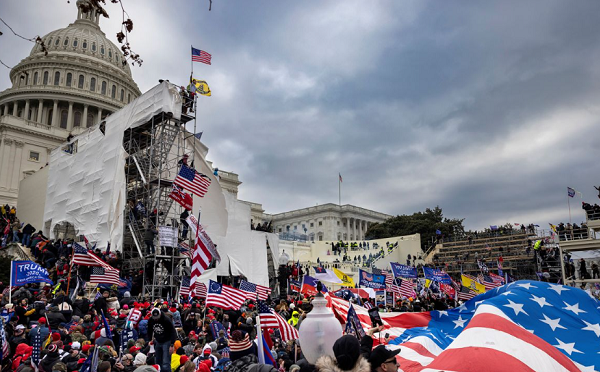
[461,274,485,294]
[333,267,355,287]
[191,78,211,96]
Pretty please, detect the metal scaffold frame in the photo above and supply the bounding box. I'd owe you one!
[121,95,198,300]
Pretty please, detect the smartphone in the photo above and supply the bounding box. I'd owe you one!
[385,333,390,339]
[368,308,383,327]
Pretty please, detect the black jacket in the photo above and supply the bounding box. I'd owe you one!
[148,313,177,344]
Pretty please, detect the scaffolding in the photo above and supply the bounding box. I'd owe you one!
[121,95,197,300]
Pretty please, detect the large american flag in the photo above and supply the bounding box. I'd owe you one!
[191,47,212,65]
[90,266,120,285]
[257,300,279,329]
[240,280,272,301]
[330,281,600,372]
[174,165,211,197]
[206,280,247,310]
[189,213,213,298]
[271,307,299,342]
[72,242,112,268]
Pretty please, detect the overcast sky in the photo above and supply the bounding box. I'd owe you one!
[1,1,599,230]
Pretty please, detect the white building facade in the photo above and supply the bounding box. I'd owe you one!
[0,0,140,206]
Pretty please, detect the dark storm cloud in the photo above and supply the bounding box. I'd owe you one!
[1,0,599,229]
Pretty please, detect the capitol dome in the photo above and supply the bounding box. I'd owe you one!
[0,0,142,207]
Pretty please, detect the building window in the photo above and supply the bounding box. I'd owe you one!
[111,85,116,99]
[109,49,112,59]
[54,71,60,85]
[33,72,38,85]
[87,113,94,128]
[82,40,87,49]
[337,221,340,226]
[319,221,323,226]
[310,222,314,228]
[100,45,105,55]
[90,78,96,91]
[29,151,40,162]
[63,37,69,46]
[55,38,60,46]
[66,73,72,87]
[120,89,124,102]
[278,228,282,233]
[101,81,107,95]
[91,42,96,52]
[43,71,48,85]
[78,75,84,89]
[47,109,53,125]
[60,110,68,129]
[73,38,78,47]
[128,93,131,103]
[318,234,323,241]
[74,111,82,127]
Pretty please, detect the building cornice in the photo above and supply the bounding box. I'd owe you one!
[0,86,124,111]
[267,203,392,221]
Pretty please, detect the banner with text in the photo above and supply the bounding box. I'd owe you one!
[423,267,453,285]
[11,261,53,287]
[358,269,386,289]
[389,262,418,279]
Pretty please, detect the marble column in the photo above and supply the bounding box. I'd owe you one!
[24,100,30,120]
[67,102,73,130]
[51,100,58,127]
[37,100,44,123]
[11,141,24,190]
[98,107,103,122]
[2,105,7,116]
[1,139,14,190]
[12,101,18,116]
[82,104,89,128]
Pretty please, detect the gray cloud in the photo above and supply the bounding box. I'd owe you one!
[1,0,599,230]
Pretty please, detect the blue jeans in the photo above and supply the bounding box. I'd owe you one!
[154,340,171,372]
[145,240,155,254]
[22,233,31,247]
[12,231,18,242]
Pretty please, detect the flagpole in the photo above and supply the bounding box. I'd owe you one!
[66,246,75,296]
[256,315,265,364]
[338,173,341,206]
[567,192,572,225]
[8,261,12,304]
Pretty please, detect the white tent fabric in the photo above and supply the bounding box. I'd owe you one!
[43,82,182,249]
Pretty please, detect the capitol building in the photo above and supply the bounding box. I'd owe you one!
[0,0,140,206]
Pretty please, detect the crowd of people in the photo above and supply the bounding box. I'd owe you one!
[582,201,600,220]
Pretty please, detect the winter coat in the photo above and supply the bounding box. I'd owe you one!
[72,297,90,317]
[107,297,120,311]
[38,351,62,372]
[227,354,259,372]
[46,310,66,330]
[316,355,371,372]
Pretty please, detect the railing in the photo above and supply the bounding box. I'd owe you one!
[557,228,590,241]
[585,210,600,221]
[279,231,309,242]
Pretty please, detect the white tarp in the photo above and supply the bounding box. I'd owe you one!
[43,82,182,249]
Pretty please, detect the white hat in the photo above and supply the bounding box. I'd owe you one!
[134,353,147,366]
[71,341,81,350]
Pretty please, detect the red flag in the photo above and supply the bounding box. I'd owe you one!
[168,184,193,210]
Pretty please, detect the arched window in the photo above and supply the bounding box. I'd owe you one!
[111,85,116,99]
[43,71,49,85]
[73,38,78,47]
[78,75,84,89]
[66,73,72,87]
[120,89,124,102]
[82,40,87,49]
[91,42,96,52]
[109,49,112,59]
[101,81,107,95]
[90,77,96,92]
[87,113,94,127]
[60,110,68,129]
[47,109,53,125]
[100,45,105,55]
[33,72,38,85]
[54,71,60,85]
[63,37,69,46]
[74,111,82,127]
[55,38,60,46]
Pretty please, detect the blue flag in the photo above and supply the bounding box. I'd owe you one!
[11,260,53,286]
[261,333,276,366]
[358,269,386,289]
[101,310,112,339]
[344,304,365,338]
[423,267,452,285]
[390,262,418,279]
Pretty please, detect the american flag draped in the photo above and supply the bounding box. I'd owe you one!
[240,280,272,301]
[0,318,8,362]
[331,281,600,372]
[257,300,278,329]
[90,265,120,285]
[189,215,213,298]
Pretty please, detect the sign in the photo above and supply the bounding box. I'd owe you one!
[186,215,221,263]
[440,283,456,298]
[358,269,386,289]
[11,261,53,287]
[158,226,178,247]
[423,267,452,285]
[375,290,386,306]
[389,262,418,279]
[385,290,394,306]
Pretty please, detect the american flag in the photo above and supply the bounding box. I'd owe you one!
[391,277,417,298]
[180,277,206,298]
[478,273,504,291]
[331,281,600,372]
[192,47,212,65]
[206,280,247,310]
[90,266,120,285]
[257,301,279,329]
[72,242,112,269]
[240,280,272,301]
[178,241,192,259]
[190,213,213,298]
[289,280,300,292]
[174,165,211,197]
[0,318,8,361]
[273,308,299,342]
